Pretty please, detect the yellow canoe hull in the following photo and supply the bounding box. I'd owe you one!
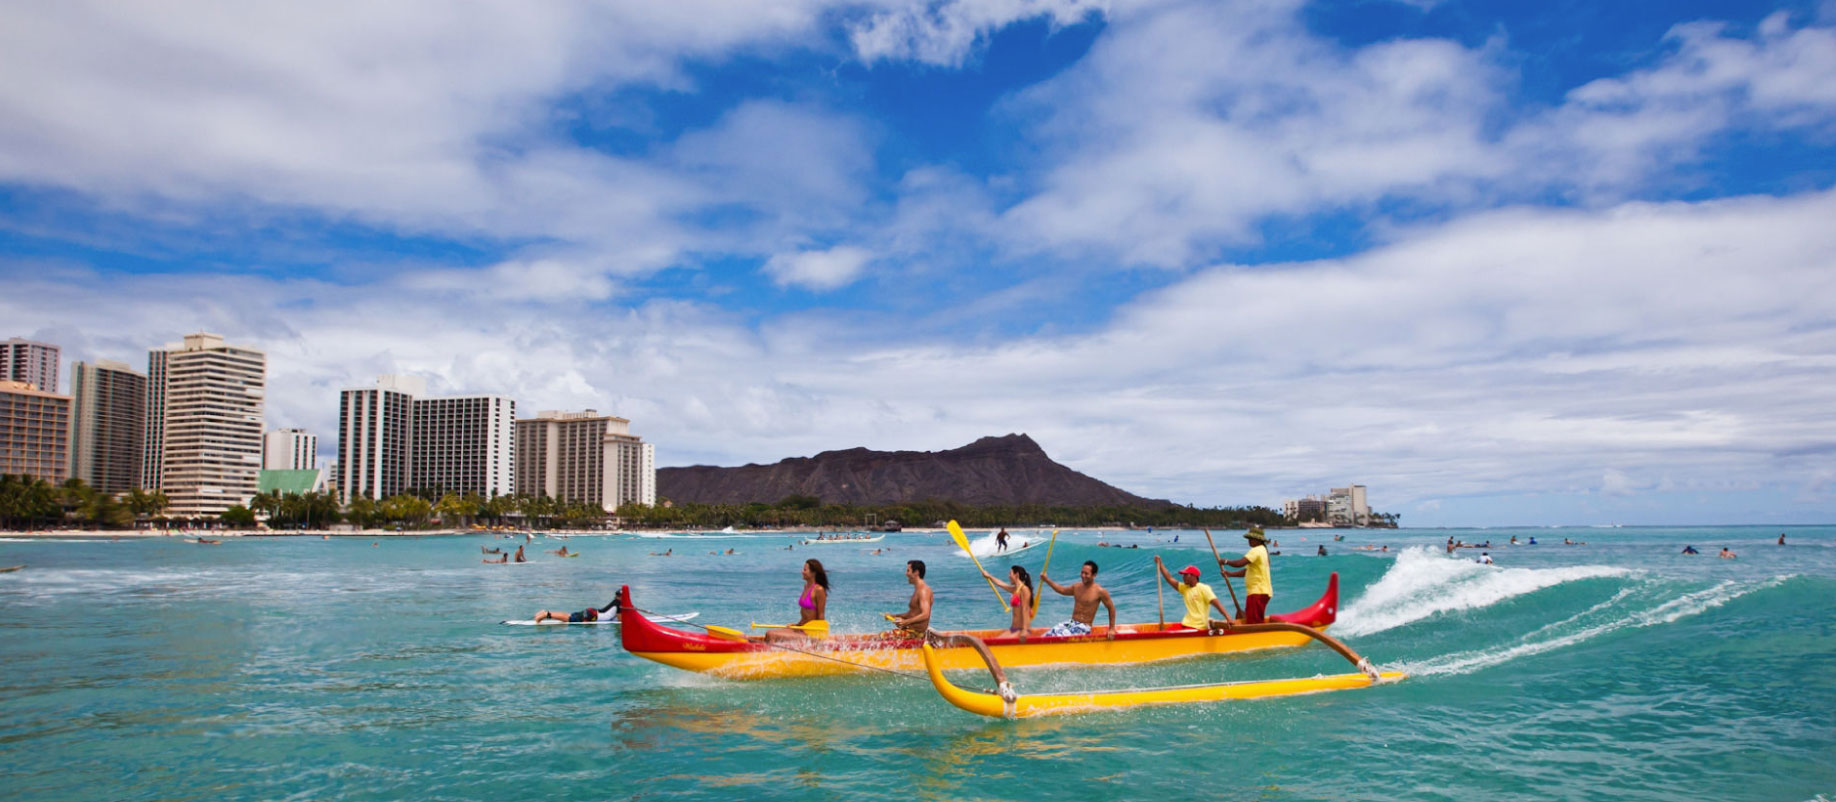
[920,643,1407,718]
[631,624,1323,680]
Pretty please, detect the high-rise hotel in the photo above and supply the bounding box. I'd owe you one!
[336,375,514,502]
[515,410,655,512]
[0,379,71,483]
[2,337,60,394]
[69,360,147,495]
[263,428,317,470]
[143,333,266,517]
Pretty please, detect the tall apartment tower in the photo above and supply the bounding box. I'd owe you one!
[263,428,317,470]
[0,380,71,482]
[144,334,266,517]
[515,410,654,512]
[68,360,147,495]
[337,375,423,503]
[2,337,60,393]
[411,395,515,498]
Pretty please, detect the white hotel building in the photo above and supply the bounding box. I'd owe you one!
[336,375,514,502]
[515,410,655,512]
[145,333,266,517]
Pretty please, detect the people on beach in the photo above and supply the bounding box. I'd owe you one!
[1682,545,1699,555]
[979,564,1035,637]
[1719,547,1737,559]
[886,560,931,635]
[1038,560,1117,639]
[766,559,830,644]
[1218,527,1274,624]
[1155,556,1230,631]
[995,528,1010,552]
[534,598,617,624]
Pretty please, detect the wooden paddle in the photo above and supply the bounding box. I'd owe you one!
[1031,529,1059,613]
[1156,561,1166,629]
[1202,528,1244,620]
[948,520,1011,611]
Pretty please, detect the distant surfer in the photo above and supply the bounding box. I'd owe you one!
[546,545,574,557]
[1218,528,1274,624]
[534,598,617,624]
[1154,557,1231,631]
[512,544,526,562]
[1038,560,1117,639]
[1681,545,1699,554]
[1719,547,1737,559]
[1778,533,1786,545]
[483,553,506,564]
[650,548,673,557]
[995,528,1010,552]
[483,546,503,555]
[1317,545,1328,556]
[1478,552,1494,565]
[886,560,932,635]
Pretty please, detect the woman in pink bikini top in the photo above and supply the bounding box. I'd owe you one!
[767,559,830,644]
[979,564,1035,638]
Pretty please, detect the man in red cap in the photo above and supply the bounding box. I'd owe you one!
[1218,527,1274,623]
[1154,555,1231,630]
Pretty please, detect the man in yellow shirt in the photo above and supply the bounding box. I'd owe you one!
[1153,555,1231,630]
[1219,527,1273,623]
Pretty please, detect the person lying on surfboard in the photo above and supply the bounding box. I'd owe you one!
[765,559,830,644]
[546,545,574,557]
[534,598,616,624]
[1039,560,1117,639]
[886,560,932,635]
[1155,556,1231,631]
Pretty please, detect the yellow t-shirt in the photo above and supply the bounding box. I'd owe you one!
[1178,581,1218,628]
[1243,545,1272,597]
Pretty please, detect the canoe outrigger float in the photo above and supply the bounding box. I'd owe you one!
[919,629,1405,719]
[616,574,1352,680]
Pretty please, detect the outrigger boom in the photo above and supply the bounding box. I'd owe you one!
[921,629,1405,719]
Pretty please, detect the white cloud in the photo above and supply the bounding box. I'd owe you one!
[850,0,1107,67]
[763,245,875,290]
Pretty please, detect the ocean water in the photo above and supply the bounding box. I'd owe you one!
[2,526,1833,801]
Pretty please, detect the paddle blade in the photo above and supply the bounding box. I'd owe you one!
[947,520,973,554]
[706,625,748,641]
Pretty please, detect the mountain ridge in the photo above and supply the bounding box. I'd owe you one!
[657,433,1174,508]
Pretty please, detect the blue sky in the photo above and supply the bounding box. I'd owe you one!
[4,0,1836,526]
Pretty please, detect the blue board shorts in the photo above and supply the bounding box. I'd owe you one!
[1044,620,1092,637]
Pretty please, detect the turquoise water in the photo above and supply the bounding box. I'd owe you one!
[3,526,1834,801]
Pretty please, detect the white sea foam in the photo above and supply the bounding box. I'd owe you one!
[1335,546,1633,637]
[952,530,1046,559]
[1395,577,1781,677]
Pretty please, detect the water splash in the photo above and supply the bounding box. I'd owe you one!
[1336,546,1633,637]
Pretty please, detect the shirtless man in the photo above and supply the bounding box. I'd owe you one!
[1038,560,1118,639]
[886,560,933,635]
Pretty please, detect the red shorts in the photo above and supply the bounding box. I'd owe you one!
[1244,594,1270,624]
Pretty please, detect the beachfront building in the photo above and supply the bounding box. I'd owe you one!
[336,375,422,503]
[0,380,72,483]
[144,333,267,517]
[2,337,60,394]
[411,395,515,498]
[263,428,317,471]
[1328,485,1370,526]
[515,410,655,512]
[336,375,515,502]
[68,360,147,495]
[1283,486,1370,526]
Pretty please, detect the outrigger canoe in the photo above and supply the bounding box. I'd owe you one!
[919,630,1404,719]
[617,574,1345,680]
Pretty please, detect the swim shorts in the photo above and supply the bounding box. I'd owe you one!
[1044,620,1092,637]
[568,609,599,623]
